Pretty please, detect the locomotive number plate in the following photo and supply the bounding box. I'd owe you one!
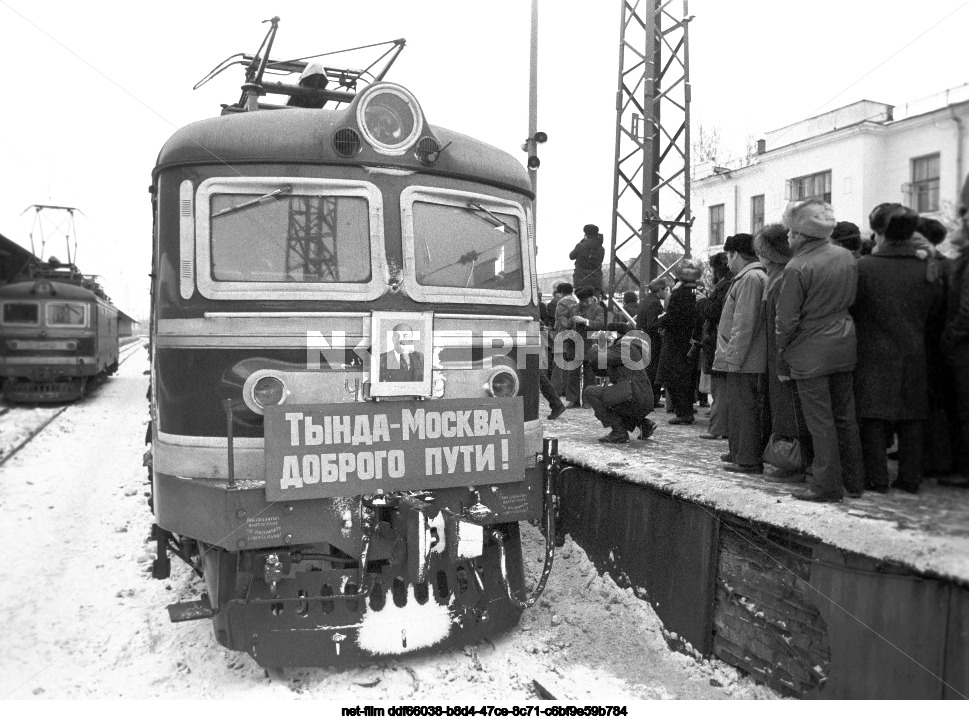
[263,397,526,501]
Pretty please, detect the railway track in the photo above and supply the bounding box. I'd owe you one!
[0,340,146,468]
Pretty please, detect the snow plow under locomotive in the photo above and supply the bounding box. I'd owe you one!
[147,20,557,668]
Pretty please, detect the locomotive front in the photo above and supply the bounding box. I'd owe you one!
[0,276,116,402]
[150,80,551,667]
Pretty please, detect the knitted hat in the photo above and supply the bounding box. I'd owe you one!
[753,224,793,264]
[831,221,862,252]
[672,257,704,282]
[783,199,836,239]
[723,233,756,257]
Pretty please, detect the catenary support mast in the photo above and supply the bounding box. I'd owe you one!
[607,0,693,316]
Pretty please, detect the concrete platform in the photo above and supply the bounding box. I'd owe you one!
[547,406,969,585]
[545,406,969,699]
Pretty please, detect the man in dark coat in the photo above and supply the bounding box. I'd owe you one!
[852,204,944,493]
[569,224,605,290]
[776,199,864,502]
[940,174,969,488]
[584,324,655,443]
[697,253,732,439]
[657,259,703,424]
[637,278,669,406]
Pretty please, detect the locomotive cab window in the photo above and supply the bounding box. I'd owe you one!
[2,302,40,326]
[46,302,87,327]
[401,188,533,306]
[194,178,388,301]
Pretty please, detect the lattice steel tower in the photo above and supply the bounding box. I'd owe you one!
[286,196,339,280]
[607,0,693,315]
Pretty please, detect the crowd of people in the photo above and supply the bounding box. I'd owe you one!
[539,175,969,503]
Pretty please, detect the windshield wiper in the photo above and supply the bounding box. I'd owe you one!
[464,202,519,236]
[212,185,293,219]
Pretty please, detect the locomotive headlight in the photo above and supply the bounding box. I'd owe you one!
[356,84,423,156]
[485,368,519,398]
[252,376,287,409]
[66,341,77,351]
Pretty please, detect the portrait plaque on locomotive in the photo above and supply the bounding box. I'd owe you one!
[147,20,551,667]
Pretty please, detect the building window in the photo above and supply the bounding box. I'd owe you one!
[709,204,725,245]
[751,195,765,234]
[789,170,832,203]
[911,154,940,213]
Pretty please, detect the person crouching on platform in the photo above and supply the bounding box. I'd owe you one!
[584,323,656,444]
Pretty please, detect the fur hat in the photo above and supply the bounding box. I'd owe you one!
[915,217,947,246]
[672,258,704,282]
[754,224,793,264]
[583,224,599,236]
[869,203,919,243]
[723,233,755,257]
[831,221,862,252]
[783,199,836,239]
[575,286,595,301]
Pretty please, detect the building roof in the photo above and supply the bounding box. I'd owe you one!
[0,232,39,285]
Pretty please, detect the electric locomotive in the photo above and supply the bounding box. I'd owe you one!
[0,258,120,402]
[148,20,555,667]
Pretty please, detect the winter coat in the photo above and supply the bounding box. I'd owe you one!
[567,298,606,340]
[712,262,768,374]
[636,292,664,332]
[943,246,969,353]
[656,282,698,386]
[602,340,653,414]
[775,239,857,380]
[764,263,802,437]
[553,295,578,333]
[852,242,944,421]
[700,275,732,374]
[569,236,605,290]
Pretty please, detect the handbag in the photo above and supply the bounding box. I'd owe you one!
[762,434,803,472]
[762,389,805,471]
[601,378,634,406]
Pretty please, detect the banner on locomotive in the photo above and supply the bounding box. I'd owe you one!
[265,397,526,500]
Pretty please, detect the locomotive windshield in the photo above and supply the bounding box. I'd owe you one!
[209,193,371,283]
[413,201,524,290]
[2,302,39,325]
[46,302,86,326]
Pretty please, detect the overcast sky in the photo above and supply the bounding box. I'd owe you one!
[0,0,966,319]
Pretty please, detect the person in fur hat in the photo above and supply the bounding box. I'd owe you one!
[776,199,864,502]
[713,234,768,473]
[756,224,812,479]
[656,259,704,424]
[853,204,945,494]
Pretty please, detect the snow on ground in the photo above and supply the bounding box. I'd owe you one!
[0,350,775,700]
